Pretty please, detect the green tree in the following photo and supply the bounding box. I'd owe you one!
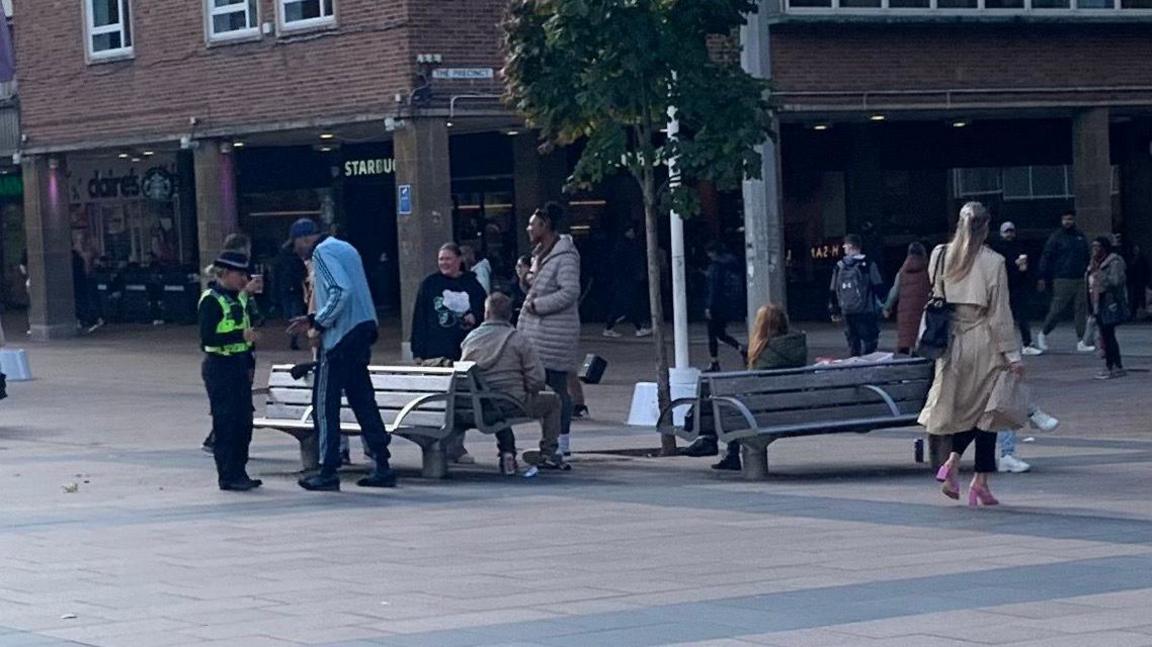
[503,0,773,450]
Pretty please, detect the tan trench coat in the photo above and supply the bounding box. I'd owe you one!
[918,245,1023,435]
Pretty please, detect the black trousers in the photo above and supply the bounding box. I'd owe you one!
[605,279,649,329]
[1009,294,1032,347]
[202,355,254,486]
[314,323,392,477]
[1099,323,1123,370]
[951,429,998,474]
[843,313,880,357]
[707,318,742,358]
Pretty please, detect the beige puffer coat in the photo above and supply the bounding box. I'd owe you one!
[518,235,582,371]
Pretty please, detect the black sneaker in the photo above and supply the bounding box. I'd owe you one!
[356,468,398,488]
[706,361,722,373]
[220,479,262,491]
[539,454,572,471]
[681,436,719,457]
[572,405,589,420]
[340,448,352,466]
[298,474,341,491]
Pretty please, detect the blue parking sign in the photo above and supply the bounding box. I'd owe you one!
[398,184,412,215]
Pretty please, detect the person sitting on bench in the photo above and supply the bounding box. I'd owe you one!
[712,304,808,471]
[460,292,570,475]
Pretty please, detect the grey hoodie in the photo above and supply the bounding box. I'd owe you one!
[460,320,545,402]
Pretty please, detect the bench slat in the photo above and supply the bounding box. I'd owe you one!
[265,404,447,429]
[268,387,448,410]
[727,382,930,414]
[267,371,458,392]
[717,402,922,435]
[707,362,932,397]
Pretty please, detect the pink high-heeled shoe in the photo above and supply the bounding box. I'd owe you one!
[968,484,1000,507]
[936,463,959,500]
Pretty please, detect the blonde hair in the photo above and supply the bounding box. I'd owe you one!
[747,304,790,370]
[945,201,991,282]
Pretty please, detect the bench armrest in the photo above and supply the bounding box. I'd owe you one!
[857,384,901,417]
[466,390,532,434]
[711,396,760,439]
[656,397,699,434]
[389,393,453,432]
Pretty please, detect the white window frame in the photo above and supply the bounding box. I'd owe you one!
[784,0,1152,15]
[278,0,336,33]
[84,0,134,62]
[206,0,260,43]
[1003,165,1074,201]
[953,167,1003,197]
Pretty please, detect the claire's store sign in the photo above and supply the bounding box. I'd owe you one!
[344,158,395,177]
[69,157,178,204]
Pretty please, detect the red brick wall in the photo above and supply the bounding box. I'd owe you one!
[772,23,1152,108]
[405,0,508,99]
[13,0,417,149]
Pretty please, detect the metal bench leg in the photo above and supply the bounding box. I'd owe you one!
[740,438,774,481]
[928,434,951,472]
[298,431,320,473]
[422,440,449,479]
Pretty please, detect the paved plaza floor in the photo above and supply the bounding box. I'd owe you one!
[2,314,1152,647]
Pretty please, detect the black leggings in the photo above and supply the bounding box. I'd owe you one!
[708,318,741,358]
[951,429,998,474]
[1099,323,1123,370]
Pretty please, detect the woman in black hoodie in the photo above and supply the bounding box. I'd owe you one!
[410,242,488,363]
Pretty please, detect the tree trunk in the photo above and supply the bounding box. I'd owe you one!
[640,181,676,456]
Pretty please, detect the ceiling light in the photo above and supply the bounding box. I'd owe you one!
[131,157,141,163]
[233,141,246,148]
[319,146,333,152]
[319,133,335,140]
[142,151,154,156]
[118,152,129,159]
[952,120,969,128]
[446,121,454,128]
[506,130,520,136]
[869,114,886,122]
[812,124,830,131]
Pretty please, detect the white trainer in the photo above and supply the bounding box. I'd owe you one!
[558,434,571,457]
[1035,332,1049,351]
[1077,341,1096,353]
[635,327,653,338]
[998,455,1032,473]
[602,329,622,338]
[1022,346,1043,356]
[1029,409,1060,432]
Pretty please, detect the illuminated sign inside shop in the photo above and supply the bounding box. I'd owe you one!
[810,244,845,261]
[344,158,395,177]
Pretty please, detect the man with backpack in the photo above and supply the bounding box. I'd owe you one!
[830,234,886,357]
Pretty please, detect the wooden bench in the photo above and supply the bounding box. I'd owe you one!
[661,358,934,480]
[253,362,533,478]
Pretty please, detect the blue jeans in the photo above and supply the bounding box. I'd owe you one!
[545,369,572,437]
[998,431,1017,458]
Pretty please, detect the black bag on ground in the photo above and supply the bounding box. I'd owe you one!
[917,245,953,360]
[579,354,607,384]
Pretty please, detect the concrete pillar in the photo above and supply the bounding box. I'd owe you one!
[194,141,239,277]
[512,133,566,255]
[394,118,454,356]
[1073,108,1114,239]
[23,155,77,340]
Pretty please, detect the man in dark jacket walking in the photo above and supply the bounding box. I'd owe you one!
[1037,211,1093,353]
[993,222,1042,356]
[829,234,886,357]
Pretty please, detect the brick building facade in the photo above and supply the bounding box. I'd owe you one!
[9,0,1152,338]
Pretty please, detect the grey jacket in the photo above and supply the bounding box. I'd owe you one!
[518,235,582,371]
[460,320,545,403]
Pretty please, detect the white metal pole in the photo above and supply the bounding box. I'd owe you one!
[667,107,690,372]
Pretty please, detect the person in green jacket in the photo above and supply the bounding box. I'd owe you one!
[713,304,808,471]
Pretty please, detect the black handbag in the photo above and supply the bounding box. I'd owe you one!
[916,245,952,360]
[1097,292,1130,327]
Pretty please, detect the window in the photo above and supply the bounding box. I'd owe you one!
[1003,166,1073,200]
[954,167,1002,197]
[279,0,335,30]
[85,0,133,60]
[208,0,259,41]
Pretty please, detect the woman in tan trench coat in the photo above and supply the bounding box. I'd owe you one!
[919,202,1024,506]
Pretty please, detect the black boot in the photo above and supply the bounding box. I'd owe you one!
[298,473,341,491]
[357,463,398,488]
[681,435,719,457]
[712,442,742,471]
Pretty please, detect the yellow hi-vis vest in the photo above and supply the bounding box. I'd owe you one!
[200,289,252,356]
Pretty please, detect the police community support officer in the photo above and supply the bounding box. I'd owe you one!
[199,250,262,492]
[286,219,397,491]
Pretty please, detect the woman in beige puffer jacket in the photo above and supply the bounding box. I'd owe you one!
[518,206,582,451]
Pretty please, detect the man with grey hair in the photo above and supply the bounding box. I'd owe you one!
[460,292,568,474]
